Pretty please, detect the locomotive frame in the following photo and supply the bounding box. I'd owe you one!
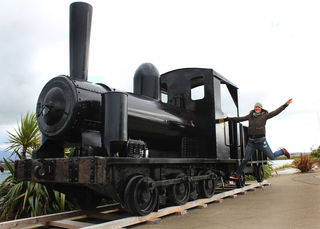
[14,2,267,215]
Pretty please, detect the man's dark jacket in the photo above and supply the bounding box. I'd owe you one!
[230,104,288,137]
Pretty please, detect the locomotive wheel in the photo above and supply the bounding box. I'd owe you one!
[168,173,190,205]
[199,171,217,198]
[235,172,246,188]
[124,175,158,216]
[124,175,142,214]
[254,164,264,183]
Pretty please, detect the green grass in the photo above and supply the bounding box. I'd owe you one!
[244,175,256,181]
[245,162,276,181]
[275,163,293,171]
[276,155,300,160]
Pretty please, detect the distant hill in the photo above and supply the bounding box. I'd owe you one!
[0,150,15,162]
[291,152,310,156]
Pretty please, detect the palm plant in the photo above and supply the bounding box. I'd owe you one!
[0,112,75,221]
[0,158,70,220]
[6,112,41,159]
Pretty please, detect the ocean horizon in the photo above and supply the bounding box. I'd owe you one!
[0,170,11,183]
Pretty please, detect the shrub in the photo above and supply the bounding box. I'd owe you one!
[245,162,275,181]
[293,154,312,172]
[310,146,320,158]
[245,175,256,181]
[263,162,277,179]
[0,113,76,221]
[0,158,75,221]
[6,113,40,160]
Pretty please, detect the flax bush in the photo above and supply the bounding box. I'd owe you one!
[0,113,76,221]
[293,154,312,173]
[0,159,76,221]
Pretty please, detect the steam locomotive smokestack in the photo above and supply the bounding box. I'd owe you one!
[69,2,92,81]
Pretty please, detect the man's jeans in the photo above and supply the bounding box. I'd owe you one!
[235,137,284,175]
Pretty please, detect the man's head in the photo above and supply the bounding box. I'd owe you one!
[254,102,263,113]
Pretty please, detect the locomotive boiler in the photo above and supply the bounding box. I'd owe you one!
[15,2,267,215]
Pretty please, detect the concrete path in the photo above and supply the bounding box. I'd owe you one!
[133,170,320,229]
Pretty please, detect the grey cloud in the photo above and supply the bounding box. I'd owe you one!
[0,1,68,126]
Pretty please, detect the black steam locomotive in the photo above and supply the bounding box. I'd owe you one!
[15,2,267,215]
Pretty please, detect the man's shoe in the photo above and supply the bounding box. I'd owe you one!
[229,174,241,180]
[282,148,290,159]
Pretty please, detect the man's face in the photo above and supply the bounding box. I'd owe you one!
[254,106,262,113]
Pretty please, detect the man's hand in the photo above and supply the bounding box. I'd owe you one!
[286,98,293,105]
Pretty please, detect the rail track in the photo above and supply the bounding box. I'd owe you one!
[0,181,270,229]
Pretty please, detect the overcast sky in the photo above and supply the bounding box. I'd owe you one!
[0,0,320,157]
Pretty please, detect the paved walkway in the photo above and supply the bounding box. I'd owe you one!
[133,170,320,229]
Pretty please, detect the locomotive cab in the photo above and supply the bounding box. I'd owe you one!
[160,68,244,160]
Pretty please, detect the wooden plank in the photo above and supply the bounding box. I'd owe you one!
[31,159,69,183]
[14,161,24,182]
[96,157,107,184]
[146,218,162,224]
[238,191,247,195]
[94,203,122,212]
[83,208,184,229]
[0,203,121,229]
[198,204,208,209]
[0,210,84,229]
[20,157,108,184]
[214,199,224,203]
[49,219,94,229]
[87,212,122,221]
[83,181,270,229]
[0,182,270,229]
[9,223,47,229]
[176,210,187,215]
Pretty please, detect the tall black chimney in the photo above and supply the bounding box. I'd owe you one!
[69,2,92,81]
